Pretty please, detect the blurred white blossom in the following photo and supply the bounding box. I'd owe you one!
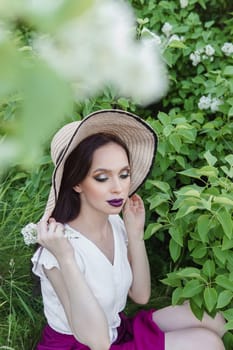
[210,97,223,112]
[190,51,201,66]
[33,0,168,105]
[0,20,10,43]
[205,44,215,56]
[141,27,162,47]
[221,42,233,56]
[168,34,184,44]
[180,0,189,8]
[198,95,212,110]
[162,22,173,37]
[198,95,222,112]
[27,0,64,14]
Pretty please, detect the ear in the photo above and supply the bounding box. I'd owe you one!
[73,184,82,193]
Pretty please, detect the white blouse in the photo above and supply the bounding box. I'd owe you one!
[31,215,133,343]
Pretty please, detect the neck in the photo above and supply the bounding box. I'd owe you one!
[68,211,110,239]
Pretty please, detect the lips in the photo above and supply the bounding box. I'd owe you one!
[107,199,124,207]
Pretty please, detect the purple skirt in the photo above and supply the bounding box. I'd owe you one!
[36,309,164,350]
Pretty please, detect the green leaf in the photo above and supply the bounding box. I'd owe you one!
[172,287,183,304]
[215,275,233,292]
[190,299,204,321]
[169,226,183,247]
[222,236,233,250]
[222,308,233,321]
[176,267,201,279]
[169,238,181,262]
[203,150,217,166]
[217,290,233,309]
[178,168,200,179]
[168,40,187,49]
[197,214,210,243]
[191,245,207,259]
[144,223,163,240]
[197,166,219,178]
[182,280,204,298]
[169,133,181,152]
[158,111,171,126]
[213,196,233,207]
[147,193,170,210]
[147,180,170,194]
[161,273,181,288]
[223,66,233,76]
[224,320,233,331]
[216,208,233,239]
[204,287,217,313]
[202,260,215,278]
[213,247,227,265]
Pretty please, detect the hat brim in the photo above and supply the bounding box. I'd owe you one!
[44,109,157,219]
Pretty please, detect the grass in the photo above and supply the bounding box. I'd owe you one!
[0,163,171,349]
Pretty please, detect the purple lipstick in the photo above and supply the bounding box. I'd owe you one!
[107,199,124,207]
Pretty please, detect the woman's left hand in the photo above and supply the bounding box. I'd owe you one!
[122,193,145,241]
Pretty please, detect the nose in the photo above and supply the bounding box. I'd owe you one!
[111,177,122,193]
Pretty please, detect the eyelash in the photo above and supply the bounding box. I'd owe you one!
[94,172,130,182]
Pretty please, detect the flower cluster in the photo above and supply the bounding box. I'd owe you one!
[221,42,233,56]
[198,95,223,112]
[190,45,215,66]
[21,223,79,246]
[162,22,173,37]
[143,23,183,50]
[33,0,168,105]
[21,223,38,245]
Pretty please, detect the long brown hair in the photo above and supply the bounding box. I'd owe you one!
[51,132,130,223]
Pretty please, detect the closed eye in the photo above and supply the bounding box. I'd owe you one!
[120,171,130,179]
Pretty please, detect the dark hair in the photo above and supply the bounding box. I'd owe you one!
[51,133,130,223]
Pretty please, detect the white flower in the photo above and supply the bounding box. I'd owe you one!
[205,44,215,56]
[21,223,80,246]
[141,27,162,47]
[198,95,212,110]
[34,0,168,105]
[21,223,38,245]
[168,34,183,44]
[180,0,189,8]
[190,51,201,66]
[221,42,233,56]
[210,97,222,112]
[27,0,64,15]
[162,22,173,37]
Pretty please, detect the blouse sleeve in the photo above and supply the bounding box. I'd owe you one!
[31,240,85,279]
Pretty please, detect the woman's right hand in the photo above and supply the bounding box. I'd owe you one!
[37,218,74,261]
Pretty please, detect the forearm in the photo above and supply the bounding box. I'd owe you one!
[59,257,110,349]
[127,237,151,304]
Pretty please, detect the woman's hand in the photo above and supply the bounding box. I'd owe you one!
[122,193,145,241]
[37,218,74,261]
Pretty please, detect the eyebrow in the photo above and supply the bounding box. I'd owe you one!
[92,165,130,174]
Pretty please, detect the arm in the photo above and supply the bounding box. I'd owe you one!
[37,220,110,350]
[122,194,151,304]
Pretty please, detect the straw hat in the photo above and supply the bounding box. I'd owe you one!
[43,109,157,220]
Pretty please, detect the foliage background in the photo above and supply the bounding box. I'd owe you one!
[1,0,233,348]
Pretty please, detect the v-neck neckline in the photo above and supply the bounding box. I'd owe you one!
[65,220,116,266]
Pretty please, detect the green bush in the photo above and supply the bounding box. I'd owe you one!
[128,0,233,344]
[1,0,233,348]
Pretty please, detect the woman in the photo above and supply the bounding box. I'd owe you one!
[32,109,225,350]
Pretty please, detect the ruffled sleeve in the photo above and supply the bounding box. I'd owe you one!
[31,239,85,279]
